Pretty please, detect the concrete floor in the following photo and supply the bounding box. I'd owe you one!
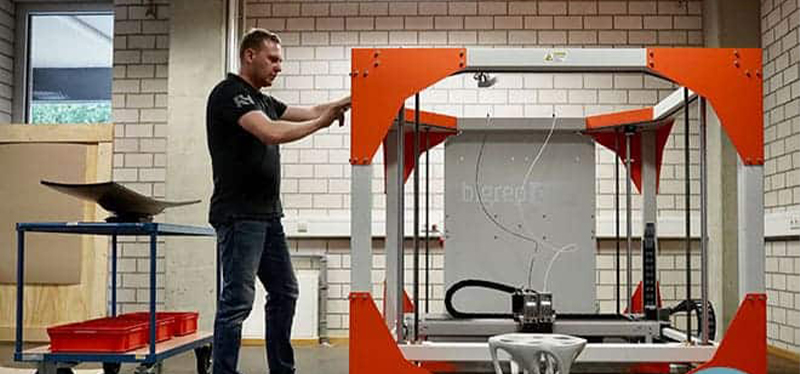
[1,342,797,374]
[0,343,348,374]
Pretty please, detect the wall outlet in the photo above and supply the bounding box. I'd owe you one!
[789,214,800,231]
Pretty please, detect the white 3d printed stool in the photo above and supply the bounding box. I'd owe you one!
[488,333,587,374]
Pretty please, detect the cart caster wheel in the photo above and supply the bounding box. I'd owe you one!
[134,363,162,374]
[103,363,121,374]
[195,344,212,374]
[34,368,75,374]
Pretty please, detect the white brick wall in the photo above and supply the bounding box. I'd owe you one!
[246,0,704,224]
[763,0,800,212]
[246,0,800,343]
[103,0,708,338]
[762,0,800,354]
[766,240,800,353]
[112,0,170,312]
[0,0,12,123]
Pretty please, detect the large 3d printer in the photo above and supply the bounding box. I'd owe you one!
[347,48,766,374]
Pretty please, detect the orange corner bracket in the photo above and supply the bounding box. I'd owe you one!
[585,108,674,193]
[350,48,466,165]
[689,293,767,374]
[350,292,431,374]
[382,109,458,185]
[647,48,763,165]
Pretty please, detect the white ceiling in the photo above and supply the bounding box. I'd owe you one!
[30,14,113,68]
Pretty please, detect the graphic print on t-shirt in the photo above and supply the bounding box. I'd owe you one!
[233,94,255,108]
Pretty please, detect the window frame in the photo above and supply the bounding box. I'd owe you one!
[13,0,113,124]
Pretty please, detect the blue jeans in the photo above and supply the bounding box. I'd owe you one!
[213,218,298,374]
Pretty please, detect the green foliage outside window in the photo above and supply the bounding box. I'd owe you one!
[30,102,112,124]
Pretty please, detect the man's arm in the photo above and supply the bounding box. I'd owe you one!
[281,95,350,122]
[238,108,339,145]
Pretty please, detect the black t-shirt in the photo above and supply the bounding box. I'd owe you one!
[206,73,287,224]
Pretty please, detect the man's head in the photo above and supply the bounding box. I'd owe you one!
[239,28,283,89]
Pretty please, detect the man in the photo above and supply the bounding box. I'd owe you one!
[206,28,350,374]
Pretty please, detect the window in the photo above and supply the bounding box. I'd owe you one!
[14,3,113,124]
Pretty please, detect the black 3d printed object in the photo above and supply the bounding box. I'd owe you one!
[42,180,200,222]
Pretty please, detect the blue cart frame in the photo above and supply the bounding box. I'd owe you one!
[13,222,217,374]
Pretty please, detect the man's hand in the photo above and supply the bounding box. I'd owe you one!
[278,95,351,128]
[332,95,351,127]
[334,95,351,110]
[318,105,347,130]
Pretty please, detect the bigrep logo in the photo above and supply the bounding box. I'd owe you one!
[461,182,544,206]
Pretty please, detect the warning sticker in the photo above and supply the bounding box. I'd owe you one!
[544,51,568,63]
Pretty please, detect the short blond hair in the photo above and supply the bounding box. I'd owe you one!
[239,28,281,59]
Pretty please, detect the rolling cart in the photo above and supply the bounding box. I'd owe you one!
[13,222,217,374]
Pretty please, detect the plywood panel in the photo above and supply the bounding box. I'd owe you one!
[0,124,114,143]
[0,143,87,284]
[0,124,113,342]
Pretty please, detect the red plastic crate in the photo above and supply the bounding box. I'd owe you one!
[118,312,176,342]
[159,312,199,336]
[48,317,148,353]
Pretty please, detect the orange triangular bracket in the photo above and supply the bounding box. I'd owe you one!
[350,292,431,374]
[381,109,458,189]
[688,293,767,374]
[585,109,674,193]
